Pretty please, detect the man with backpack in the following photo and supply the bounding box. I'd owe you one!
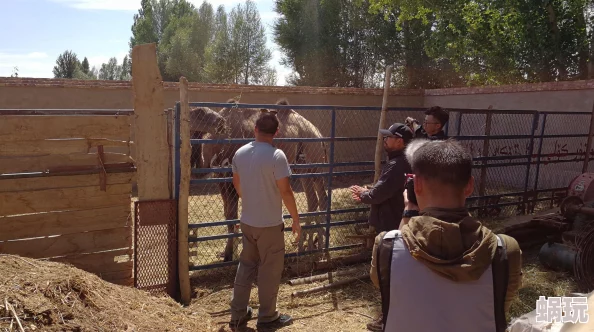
[370,139,523,332]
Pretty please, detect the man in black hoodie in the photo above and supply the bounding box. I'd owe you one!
[406,106,449,140]
[349,122,413,234]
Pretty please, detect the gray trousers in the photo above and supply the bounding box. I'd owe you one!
[230,222,285,323]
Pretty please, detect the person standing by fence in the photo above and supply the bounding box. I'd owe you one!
[406,106,449,140]
[349,122,413,235]
[228,109,301,331]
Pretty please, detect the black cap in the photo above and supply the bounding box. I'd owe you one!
[379,123,414,143]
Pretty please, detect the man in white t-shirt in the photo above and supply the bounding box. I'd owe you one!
[229,109,301,331]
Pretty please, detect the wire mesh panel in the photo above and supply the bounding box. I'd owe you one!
[177,101,594,271]
[134,199,178,298]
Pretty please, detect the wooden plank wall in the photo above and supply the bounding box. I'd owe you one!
[0,113,135,286]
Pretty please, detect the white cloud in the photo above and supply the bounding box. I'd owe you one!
[49,0,262,11]
[87,51,129,70]
[0,52,53,78]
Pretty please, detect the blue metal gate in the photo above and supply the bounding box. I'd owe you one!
[173,101,593,271]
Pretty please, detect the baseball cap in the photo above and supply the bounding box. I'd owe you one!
[379,123,414,143]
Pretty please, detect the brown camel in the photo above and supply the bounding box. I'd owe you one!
[188,99,329,262]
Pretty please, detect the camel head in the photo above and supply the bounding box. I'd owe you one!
[189,106,227,136]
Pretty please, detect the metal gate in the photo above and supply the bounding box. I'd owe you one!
[173,101,593,271]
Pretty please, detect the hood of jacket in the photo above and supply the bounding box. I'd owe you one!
[400,207,498,282]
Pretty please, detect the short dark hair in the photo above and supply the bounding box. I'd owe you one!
[425,106,449,127]
[411,139,472,191]
[256,110,279,135]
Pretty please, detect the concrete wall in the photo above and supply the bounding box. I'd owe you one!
[0,78,423,109]
[424,80,594,112]
[423,80,594,193]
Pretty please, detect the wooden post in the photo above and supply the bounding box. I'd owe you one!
[131,43,171,200]
[582,101,594,173]
[374,65,393,184]
[177,77,191,305]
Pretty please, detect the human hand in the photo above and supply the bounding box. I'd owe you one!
[349,185,365,202]
[403,189,419,210]
[292,218,302,241]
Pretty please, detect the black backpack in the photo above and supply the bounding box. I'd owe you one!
[376,232,509,332]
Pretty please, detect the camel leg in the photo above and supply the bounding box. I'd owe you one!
[312,176,328,250]
[220,182,239,262]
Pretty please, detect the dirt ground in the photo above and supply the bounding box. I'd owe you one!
[188,245,577,332]
[191,262,379,332]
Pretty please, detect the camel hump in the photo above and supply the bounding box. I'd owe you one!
[276,98,290,106]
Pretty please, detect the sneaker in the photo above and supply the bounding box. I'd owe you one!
[256,313,293,329]
[366,314,383,332]
[229,306,253,331]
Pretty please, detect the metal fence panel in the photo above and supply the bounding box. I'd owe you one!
[176,102,593,271]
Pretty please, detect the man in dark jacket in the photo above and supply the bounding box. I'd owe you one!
[349,123,413,234]
[406,106,449,140]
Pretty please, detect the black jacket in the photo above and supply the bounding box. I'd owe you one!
[360,150,411,233]
[414,126,448,140]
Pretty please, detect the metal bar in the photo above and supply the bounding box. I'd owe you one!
[190,170,374,184]
[188,243,364,271]
[0,109,134,115]
[534,114,548,191]
[467,197,564,211]
[188,207,369,228]
[538,111,593,115]
[582,101,594,173]
[456,113,463,136]
[521,113,540,214]
[191,161,377,174]
[0,165,135,180]
[479,112,493,198]
[192,136,378,144]
[174,102,181,200]
[325,108,337,251]
[187,102,539,114]
[191,133,588,145]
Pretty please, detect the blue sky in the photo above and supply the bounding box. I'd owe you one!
[0,0,291,84]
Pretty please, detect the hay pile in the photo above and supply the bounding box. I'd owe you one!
[0,254,213,332]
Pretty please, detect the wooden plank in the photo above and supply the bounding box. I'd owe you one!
[0,152,133,174]
[178,76,191,305]
[109,277,134,287]
[0,139,132,157]
[0,115,131,142]
[49,249,132,275]
[0,227,132,259]
[132,43,171,200]
[0,172,134,193]
[0,183,131,216]
[0,205,132,241]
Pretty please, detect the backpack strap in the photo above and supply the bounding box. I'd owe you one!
[491,234,509,332]
[376,230,398,330]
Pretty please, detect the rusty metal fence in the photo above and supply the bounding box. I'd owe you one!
[173,102,593,271]
[134,199,178,297]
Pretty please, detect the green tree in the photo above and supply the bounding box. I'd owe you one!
[81,57,90,74]
[228,0,273,84]
[99,57,122,80]
[53,50,79,79]
[205,5,235,83]
[120,55,132,80]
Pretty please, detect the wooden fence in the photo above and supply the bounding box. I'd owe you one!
[0,110,136,286]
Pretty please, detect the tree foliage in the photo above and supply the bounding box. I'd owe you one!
[128,0,273,84]
[273,0,594,88]
[53,50,80,79]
